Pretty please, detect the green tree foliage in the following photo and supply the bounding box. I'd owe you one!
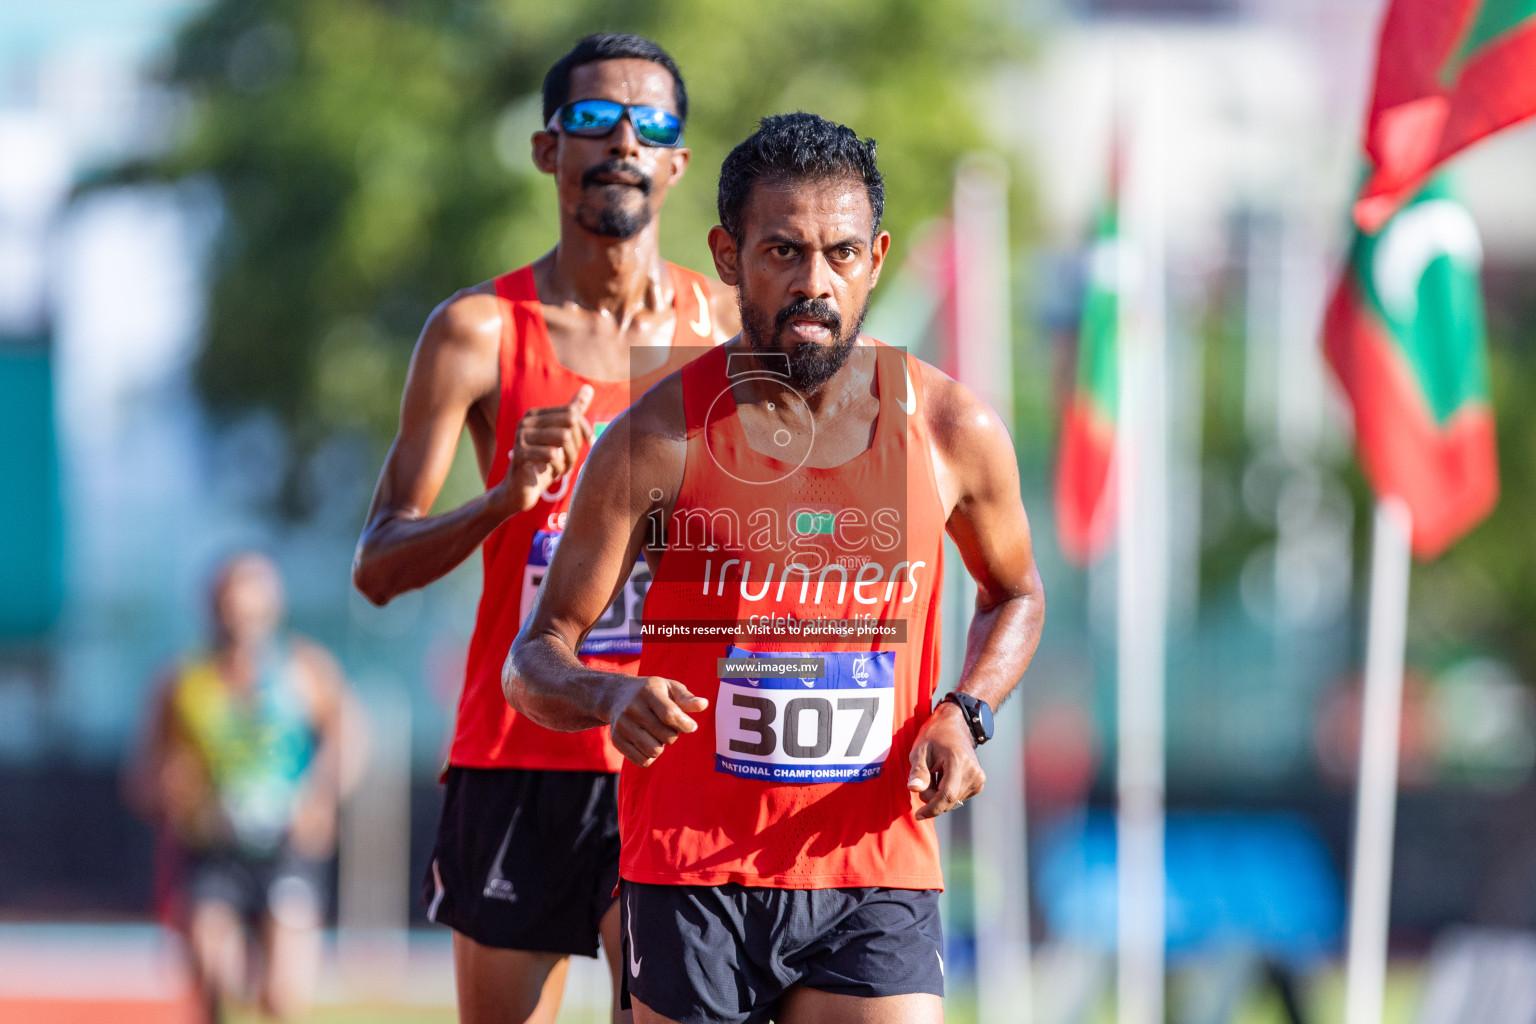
[152,0,1012,468]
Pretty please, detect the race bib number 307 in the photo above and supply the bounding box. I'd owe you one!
[715,647,897,783]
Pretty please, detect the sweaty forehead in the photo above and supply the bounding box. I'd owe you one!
[567,59,677,113]
[741,177,875,242]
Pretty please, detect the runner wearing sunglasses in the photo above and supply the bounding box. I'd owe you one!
[352,33,736,1024]
[549,100,686,149]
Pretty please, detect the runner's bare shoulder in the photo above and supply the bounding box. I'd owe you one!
[912,362,1005,448]
[407,283,504,404]
[911,360,1016,513]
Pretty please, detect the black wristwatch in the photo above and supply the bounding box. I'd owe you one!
[940,692,994,746]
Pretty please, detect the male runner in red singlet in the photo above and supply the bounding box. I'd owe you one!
[506,113,1045,1024]
[352,34,736,1024]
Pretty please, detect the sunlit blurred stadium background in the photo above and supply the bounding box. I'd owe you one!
[5,0,1536,1022]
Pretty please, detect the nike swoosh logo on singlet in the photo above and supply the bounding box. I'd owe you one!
[899,357,917,415]
[690,281,712,336]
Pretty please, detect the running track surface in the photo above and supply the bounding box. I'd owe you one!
[0,923,610,1022]
[0,923,200,1024]
[1,997,200,1024]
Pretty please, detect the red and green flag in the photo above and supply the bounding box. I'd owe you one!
[1324,175,1497,559]
[1355,0,1536,232]
[1055,202,1119,566]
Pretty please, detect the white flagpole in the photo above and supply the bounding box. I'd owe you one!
[953,155,1031,1024]
[338,685,412,1000]
[953,156,1014,423]
[1116,37,1168,1024]
[1344,497,1413,1024]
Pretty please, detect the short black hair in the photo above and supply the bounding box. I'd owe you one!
[542,33,688,126]
[717,112,884,241]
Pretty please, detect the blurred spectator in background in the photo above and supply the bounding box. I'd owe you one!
[124,552,366,1022]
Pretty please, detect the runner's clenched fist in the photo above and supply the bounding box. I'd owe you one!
[493,384,595,515]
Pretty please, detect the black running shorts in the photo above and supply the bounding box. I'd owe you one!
[423,766,620,957]
[187,845,326,927]
[619,881,945,1024]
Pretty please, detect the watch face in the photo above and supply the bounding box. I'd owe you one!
[977,699,995,741]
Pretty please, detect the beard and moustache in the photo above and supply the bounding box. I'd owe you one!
[574,159,655,239]
[740,295,869,391]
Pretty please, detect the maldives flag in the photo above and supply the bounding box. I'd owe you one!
[1324,175,1497,559]
[1355,0,1536,232]
[1055,203,1119,566]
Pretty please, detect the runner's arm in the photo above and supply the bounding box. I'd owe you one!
[122,672,221,840]
[940,390,1044,714]
[288,640,367,859]
[908,374,1045,818]
[121,673,175,823]
[507,391,709,766]
[352,291,592,604]
[293,640,368,798]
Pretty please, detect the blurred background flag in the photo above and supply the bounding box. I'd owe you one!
[1323,174,1497,559]
[1336,6,1536,1020]
[1355,0,1536,232]
[1054,193,1120,567]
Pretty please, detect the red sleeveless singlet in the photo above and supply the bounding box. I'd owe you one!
[450,262,717,772]
[622,342,948,889]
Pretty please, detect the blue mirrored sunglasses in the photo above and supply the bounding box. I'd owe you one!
[550,99,684,148]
